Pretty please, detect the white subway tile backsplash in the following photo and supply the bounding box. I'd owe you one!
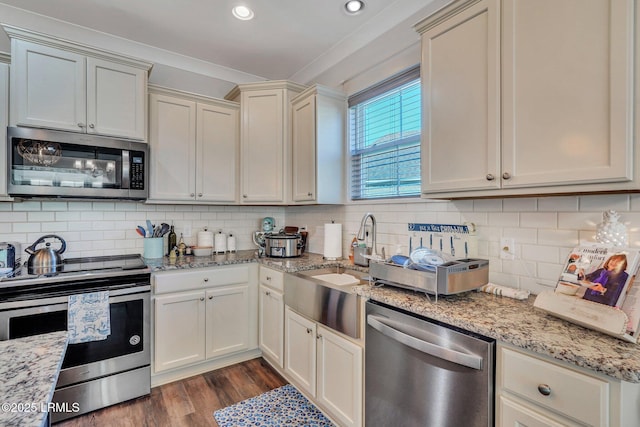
[520,212,557,229]
[579,194,629,212]
[538,196,578,212]
[4,193,640,296]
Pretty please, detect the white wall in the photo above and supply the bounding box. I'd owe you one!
[286,194,640,296]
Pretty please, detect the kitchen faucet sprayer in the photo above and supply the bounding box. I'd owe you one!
[357,212,378,260]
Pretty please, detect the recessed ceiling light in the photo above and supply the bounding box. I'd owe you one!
[345,0,364,14]
[232,5,254,21]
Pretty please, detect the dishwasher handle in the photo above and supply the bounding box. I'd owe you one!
[367,314,483,370]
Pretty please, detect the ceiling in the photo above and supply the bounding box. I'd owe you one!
[0,0,437,83]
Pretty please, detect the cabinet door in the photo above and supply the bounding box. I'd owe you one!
[10,40,86,132]
[154,291,205,372]
[0,62,8,196]
[501,0,634,188]
[291,94,316,202]
[86,57,146,140]
[285,307,316,396]
[240,89,285,203]
[259,285,284,368]
[148,93,197,201]
[196,101,239,202]
[420,0,500,193]
[317,325,363,427]
[205,285,249,359]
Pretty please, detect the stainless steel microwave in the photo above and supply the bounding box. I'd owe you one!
[7,127,148,200]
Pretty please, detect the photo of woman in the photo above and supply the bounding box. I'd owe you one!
[578,253,629,306]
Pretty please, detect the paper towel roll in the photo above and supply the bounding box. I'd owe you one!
[324,223,342,260]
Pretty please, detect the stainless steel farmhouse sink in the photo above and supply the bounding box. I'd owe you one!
[284,267,369,339]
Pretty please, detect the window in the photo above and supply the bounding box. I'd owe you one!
[349,66,421,200]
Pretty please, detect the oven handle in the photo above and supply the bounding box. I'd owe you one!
[0,285,150,310]
[367,314,483,370]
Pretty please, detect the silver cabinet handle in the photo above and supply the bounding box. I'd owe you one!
[78,123,85,128]
[308,192,313,197]
[367,314,483,370]
[190,193,195,197]
[199,297,205,301]
[265,290,271,296]
[89,124,95,129]
[198,193,203,197]
[266,276,271,281]
[537,384,551,396]
[486,174,495,181]
[204,278,209,282]
[306,328,312,334]
[502,172,511,180]
[208,296,213,300]
[243,194,247,198]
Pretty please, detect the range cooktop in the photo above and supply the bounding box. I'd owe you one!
[0,254,150,286]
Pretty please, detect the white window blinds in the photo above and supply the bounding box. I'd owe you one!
[349,66,421,200]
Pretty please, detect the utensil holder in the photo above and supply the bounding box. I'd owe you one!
[143,237,164,259]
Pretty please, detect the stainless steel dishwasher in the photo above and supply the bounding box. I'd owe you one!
[365,300,495,427]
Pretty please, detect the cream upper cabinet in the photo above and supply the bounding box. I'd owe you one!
[4,26,151,140]
[291,85,346,204]
[418,0,500,194]
[226,81,306,205]
[0,54,9,199]
[416,0,638,198]
[148,86,239,204]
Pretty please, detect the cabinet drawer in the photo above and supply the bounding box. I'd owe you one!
[260,267,284,292]
[500,347,609,426]
[154,265,249,294]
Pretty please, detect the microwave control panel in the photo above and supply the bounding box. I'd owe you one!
[130,154,145,190]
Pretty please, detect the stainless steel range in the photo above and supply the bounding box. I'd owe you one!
[0,254,151,423]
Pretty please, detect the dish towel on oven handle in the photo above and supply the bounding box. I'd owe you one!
[67,291,111,344]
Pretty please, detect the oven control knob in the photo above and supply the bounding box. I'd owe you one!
[129,335,141,346]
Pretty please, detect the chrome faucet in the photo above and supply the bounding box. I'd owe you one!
[357,212,377,259]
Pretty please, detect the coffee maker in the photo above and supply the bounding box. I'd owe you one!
[252,217,275,257]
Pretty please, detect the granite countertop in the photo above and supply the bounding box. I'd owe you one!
[146,251,640,383]
[0,331,68,427]
[355,285,640,383]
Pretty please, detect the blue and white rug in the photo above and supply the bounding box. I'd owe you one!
[213,384,334,427]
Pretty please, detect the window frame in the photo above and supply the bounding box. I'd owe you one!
[348,65,422,201]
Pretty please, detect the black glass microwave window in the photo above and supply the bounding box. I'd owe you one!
[11,138,123,189]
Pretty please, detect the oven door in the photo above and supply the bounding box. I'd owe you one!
[0,287,149,388]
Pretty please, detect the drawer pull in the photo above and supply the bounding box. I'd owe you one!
[537,384,552,396]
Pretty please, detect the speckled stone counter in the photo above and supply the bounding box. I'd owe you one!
[146,250,367,274]
[0,331,68,427]
[355,284,640,383]
[146,251,640,383]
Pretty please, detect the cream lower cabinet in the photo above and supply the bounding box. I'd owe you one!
[284,306,363,427]
[258,267,285,369]
[148,86,239,203]
[415,0,639,198]
[497,343,640,427]
[153,265,256,374]
[5,28,150,140]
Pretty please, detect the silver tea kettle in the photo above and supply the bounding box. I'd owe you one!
[25,234,67,275]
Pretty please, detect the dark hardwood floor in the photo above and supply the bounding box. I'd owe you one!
[55,358,287,427]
